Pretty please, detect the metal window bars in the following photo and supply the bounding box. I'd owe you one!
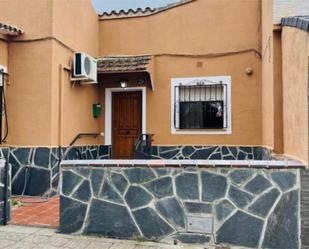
[174,83,228,129]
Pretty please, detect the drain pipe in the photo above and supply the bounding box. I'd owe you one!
[55,63,71,182]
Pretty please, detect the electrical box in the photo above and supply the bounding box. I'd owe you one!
[93,103,101,118]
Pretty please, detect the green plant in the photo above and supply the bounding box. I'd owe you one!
[11,199,23,207]
[135,236,147,242]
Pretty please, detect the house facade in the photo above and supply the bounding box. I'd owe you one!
[0,0,309,248]
[0,0,307,161]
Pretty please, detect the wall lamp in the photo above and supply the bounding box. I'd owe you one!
[120,80,128,89]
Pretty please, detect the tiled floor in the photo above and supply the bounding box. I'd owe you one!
[10,196,59,228]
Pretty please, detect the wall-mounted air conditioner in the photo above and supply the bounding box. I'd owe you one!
[72,52,97,84]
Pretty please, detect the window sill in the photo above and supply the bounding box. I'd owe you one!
[171,128,232,135]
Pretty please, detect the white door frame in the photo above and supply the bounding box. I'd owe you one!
[105,87,147,145]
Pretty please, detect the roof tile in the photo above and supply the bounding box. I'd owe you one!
[99,0,195,20]
[97,55,152,73]
[281,16,309,32]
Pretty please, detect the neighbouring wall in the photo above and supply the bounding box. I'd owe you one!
[0,0,100,147]
[282,27,309,163]
[60,164,301,249]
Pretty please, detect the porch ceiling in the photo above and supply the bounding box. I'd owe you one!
[97,55,155,90]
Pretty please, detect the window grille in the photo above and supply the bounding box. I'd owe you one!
[174,83,228,129]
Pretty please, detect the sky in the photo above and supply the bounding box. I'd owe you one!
[91,0,180,13]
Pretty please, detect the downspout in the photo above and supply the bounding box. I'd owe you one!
[57,64,70,172]
[58,64,71,146]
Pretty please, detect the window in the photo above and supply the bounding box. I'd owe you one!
[171,76,232,135]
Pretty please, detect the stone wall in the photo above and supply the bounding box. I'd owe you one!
[0,148,11,224]
[7,145,272,196]
[301,168,309,249]
[60,164,300,249]
[8,145,111,197]
[150,146,272,160]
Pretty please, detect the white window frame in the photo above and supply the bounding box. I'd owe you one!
[171,76,232,135]
[105,87,147,145]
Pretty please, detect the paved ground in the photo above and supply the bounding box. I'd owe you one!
[0,225,217,249]
[11,196,59,228]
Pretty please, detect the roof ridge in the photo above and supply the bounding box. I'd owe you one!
[100,6,156,17]
[99,0,196,20]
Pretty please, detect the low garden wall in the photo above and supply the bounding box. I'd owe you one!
[4,145,271,197]
[60,159,303,249]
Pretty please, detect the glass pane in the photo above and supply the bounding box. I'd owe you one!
[203,101,224,128]
[179,102,203,129]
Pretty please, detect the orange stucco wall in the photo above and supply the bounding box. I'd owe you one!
[261,0,275,150]
[0,0,307,162]
[0,39,8,68]
[0,0,53,40]
[0,0,100,146]
[273,29,284,153]
[50,0,101,146]
[282,27,308,163]
[7,41,53,145]
[100,0,261,56]
[50,41,101,146]
[99,0,263,146]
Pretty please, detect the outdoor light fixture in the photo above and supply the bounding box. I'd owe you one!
[120,80,128,89]
[137,79,144,85]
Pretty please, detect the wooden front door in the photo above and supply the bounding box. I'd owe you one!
[112,91,142,159]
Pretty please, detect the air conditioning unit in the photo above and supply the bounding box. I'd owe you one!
[72,52,97,84]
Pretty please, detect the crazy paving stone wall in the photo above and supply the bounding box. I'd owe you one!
[9,145,111,197]
[151,146,272,160]
[60,166,300,249]
[0,148,11,224]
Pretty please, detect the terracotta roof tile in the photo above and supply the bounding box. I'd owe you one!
[281,16,309,32]
[0,22,23,36]
[97,55,152,73]
[99,0,195,20]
